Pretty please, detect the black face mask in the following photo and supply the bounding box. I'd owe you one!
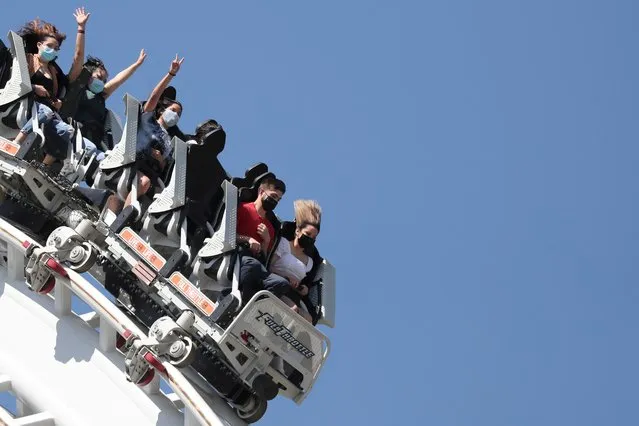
[262,195,278,212]
[298,234,315,253]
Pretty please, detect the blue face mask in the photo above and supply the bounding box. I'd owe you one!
[39,45,58,62]
[161,109,180,127]
[88,78,105,94]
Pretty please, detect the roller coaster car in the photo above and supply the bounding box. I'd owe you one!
[0,31,336,423]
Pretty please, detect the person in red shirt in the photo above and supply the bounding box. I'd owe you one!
[237,177,290,303]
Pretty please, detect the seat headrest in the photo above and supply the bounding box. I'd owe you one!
[162,86,177,102]
[244,163,269,182]
[281,221,296,240]
[201,127,226,155]
[238,171,276,203]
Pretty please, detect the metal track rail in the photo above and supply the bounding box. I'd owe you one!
[0,217,245,426]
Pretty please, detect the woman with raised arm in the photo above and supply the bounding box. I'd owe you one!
[269,200,323,323]
[13,8,91,166]
[104,55,185,217]
[74,50,147,160]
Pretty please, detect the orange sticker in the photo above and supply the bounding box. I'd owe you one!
[0,138,19,156]
[119,227,166,271]
[169,272,215,316]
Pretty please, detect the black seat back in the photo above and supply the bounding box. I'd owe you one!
[0,38,11,90]
[232,163,277,204]
[185,128,230,228]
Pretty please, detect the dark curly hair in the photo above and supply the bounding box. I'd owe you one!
[154,97,183,120]
[84,56,109,80]
[194,119,221,142]
[18,18,66,54]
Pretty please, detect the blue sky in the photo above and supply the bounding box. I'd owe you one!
[2,1,639,425]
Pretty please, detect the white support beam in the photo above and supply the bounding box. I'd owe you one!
[15,399,32,417]
[7,244,24,282]
[54,281,72,316]
[164,392,185,410]
[79,311,100,329]
[0,374,11,392]
[184,408,199,426]
[98,315,116,352]
[0,406,16,424]
[15,412,55,426]
[141,372,160,396]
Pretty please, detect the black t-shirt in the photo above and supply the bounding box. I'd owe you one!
[74,90,107,145]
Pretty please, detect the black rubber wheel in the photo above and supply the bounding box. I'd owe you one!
[252,374,279,401]
[235,396,268,424]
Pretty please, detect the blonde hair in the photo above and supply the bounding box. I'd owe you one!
[294,199,322,232]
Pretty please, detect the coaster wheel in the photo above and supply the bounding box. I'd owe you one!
[136,368,155,387]
[38,276,55,294]
[235,396,268,424]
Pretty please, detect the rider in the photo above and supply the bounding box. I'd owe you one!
[74,50,147,161]
[103,55,184,218]
[269,199,322,322]
[12,9,91,166]
[236,177,291,303]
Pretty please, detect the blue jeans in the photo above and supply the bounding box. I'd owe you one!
[20,103,74,142]
[83,138,105,161]
[22,103,104,161]
[240,255,292,302]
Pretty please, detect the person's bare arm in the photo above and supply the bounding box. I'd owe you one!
[237,234,261,254]
[143,55,183,113]
[68,7,90,82]
[103,50,146,99]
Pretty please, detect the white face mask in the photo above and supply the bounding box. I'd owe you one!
[162,109,180,127]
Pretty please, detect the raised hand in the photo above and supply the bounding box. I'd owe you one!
[136,49,147,65]
[74,7,91,28]
[169,54,184,76]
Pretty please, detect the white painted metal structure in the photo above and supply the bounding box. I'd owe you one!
[0,218,246,426]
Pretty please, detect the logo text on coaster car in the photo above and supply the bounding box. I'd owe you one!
[255,311,315,359]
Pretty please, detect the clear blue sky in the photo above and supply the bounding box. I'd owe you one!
[2,1,639,425]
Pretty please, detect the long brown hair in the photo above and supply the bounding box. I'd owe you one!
[18,18,67,54]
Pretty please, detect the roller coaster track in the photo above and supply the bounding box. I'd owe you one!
[0,217,247,426]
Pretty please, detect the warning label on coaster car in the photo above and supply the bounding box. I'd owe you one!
[169,272,215,316]
[119,228,166,271]
[255,311,315,359]
[0,138,19,156]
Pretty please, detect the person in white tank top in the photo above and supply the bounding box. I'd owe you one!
[269,200,322,323]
